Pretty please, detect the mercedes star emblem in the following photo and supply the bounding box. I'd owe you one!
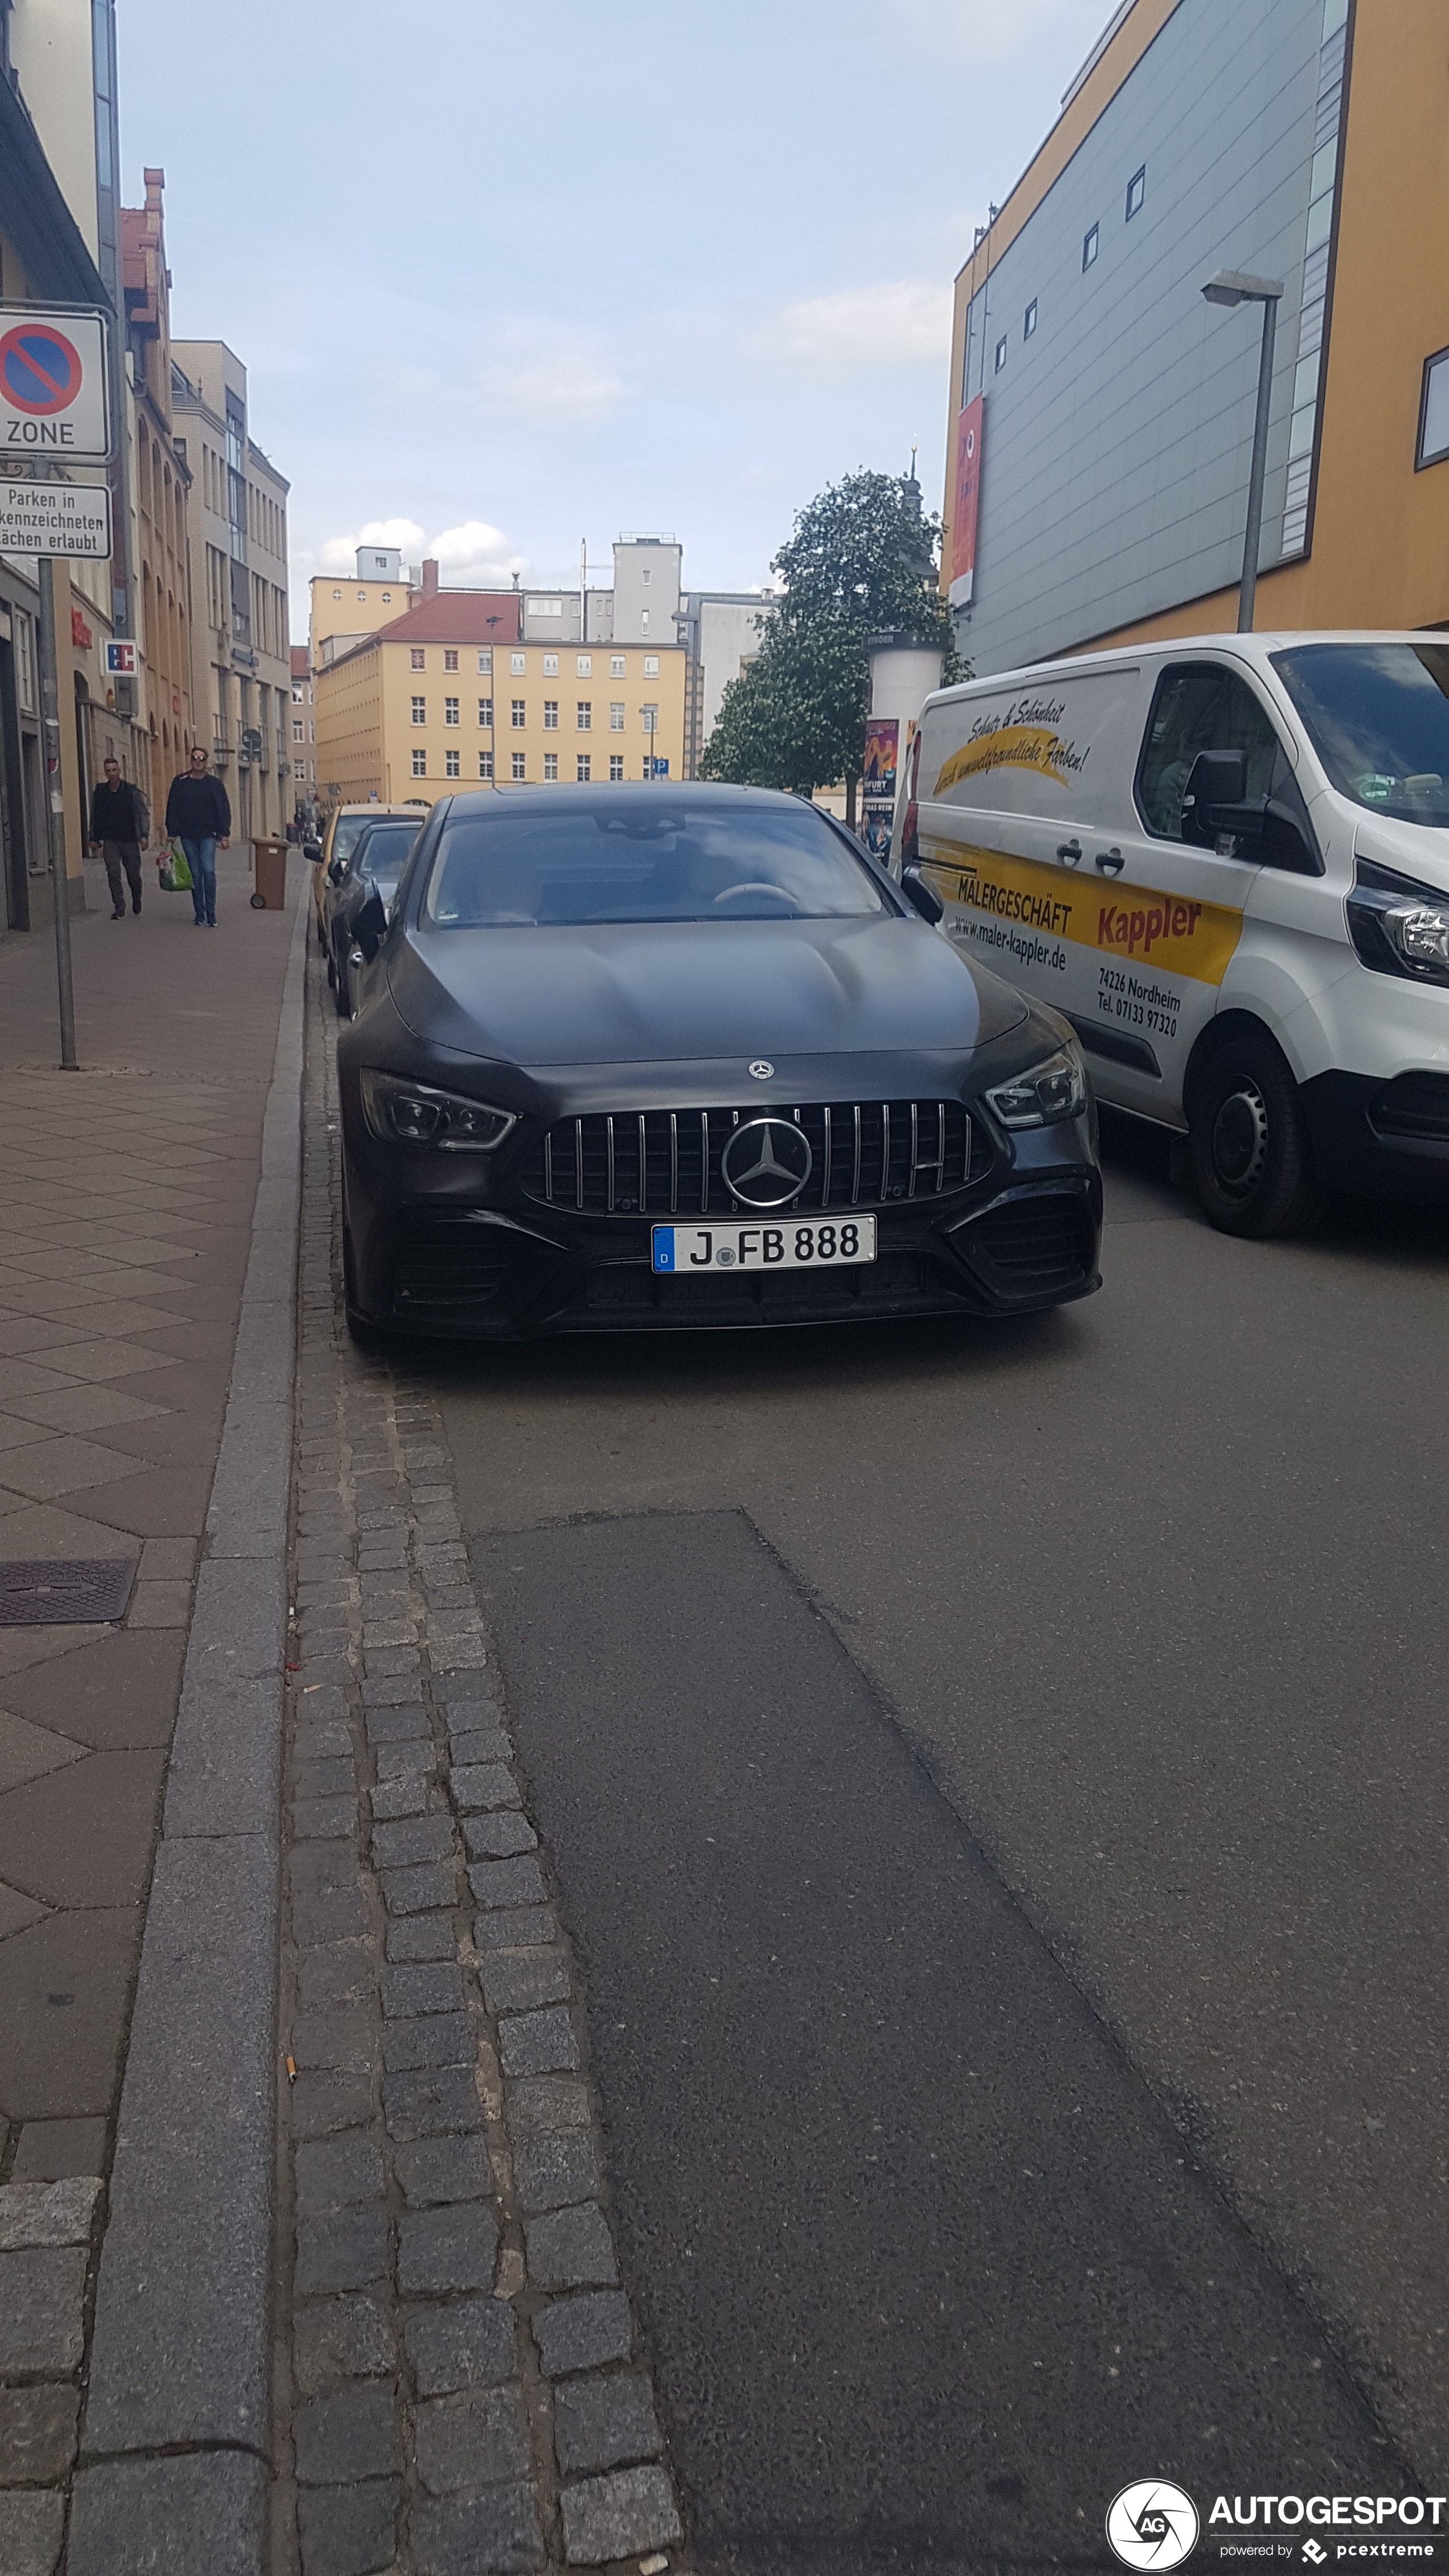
[748,1060,774,1080]
[720,1117,813,1209]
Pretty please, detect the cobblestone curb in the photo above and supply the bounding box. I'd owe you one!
[274,950,687,2575]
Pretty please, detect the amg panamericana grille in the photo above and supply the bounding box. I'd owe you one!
[522,1101,986,1217]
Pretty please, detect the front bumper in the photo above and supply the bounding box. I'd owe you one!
[1302,1068,1449,1205]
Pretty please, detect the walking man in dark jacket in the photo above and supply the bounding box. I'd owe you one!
[164,746,231,927]
[88,758,149,918]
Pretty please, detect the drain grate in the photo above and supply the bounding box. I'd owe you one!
[0,1559,137,1625]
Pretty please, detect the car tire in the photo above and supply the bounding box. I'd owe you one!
[334,955,351,1019]
[325,945,335,987]
[315,912,328,951]
[1186,1027,1329,1238]
[342,1208,388,1346]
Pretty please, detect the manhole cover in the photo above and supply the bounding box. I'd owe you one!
[0,1560,137,1625]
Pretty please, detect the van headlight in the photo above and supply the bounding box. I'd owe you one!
[1347,861,1449,987]
[985,1044,1088,1129]
[360,1071,516,1149]
[1383,902,1449,980]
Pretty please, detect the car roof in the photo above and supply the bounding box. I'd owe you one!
[433,782,824,820]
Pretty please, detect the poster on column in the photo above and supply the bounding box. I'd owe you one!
[948,394,984,609]
[862,716,898,860]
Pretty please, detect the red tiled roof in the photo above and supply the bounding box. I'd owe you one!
[375,592,521,647]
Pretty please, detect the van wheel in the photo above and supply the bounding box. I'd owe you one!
[1186,1029,1328,1238]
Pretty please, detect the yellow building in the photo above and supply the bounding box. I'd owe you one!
[940,0,1449,673]
[314,584,687,808]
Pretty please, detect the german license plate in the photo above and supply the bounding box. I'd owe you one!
[651,1217,877,1274]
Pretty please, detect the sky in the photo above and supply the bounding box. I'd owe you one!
[118,0,1113,627]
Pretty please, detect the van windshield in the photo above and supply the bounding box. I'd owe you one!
[1271,643,1449,828]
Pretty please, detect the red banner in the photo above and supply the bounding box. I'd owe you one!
[948,394,984,608]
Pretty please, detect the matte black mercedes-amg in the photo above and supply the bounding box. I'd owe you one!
[335,784,1102,1340]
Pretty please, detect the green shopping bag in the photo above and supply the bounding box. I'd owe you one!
[159,841,192,893]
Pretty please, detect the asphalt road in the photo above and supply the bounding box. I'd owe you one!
[432,1123,1448,2569]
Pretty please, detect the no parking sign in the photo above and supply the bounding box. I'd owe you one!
[0,305,111,461]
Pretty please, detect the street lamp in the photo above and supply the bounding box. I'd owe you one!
[1201,269,1284,633]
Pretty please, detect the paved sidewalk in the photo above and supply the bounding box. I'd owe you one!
[272,952,685,2574]
[0,849,301,2570]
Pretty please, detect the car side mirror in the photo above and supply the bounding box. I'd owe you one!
[354,890,388,960]
[303,839,323,862]
[901,864,944,925]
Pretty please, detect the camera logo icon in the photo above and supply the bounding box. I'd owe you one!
[1106,2481,1200,2569]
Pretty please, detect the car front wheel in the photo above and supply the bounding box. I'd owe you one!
[1186,1027,1327,1238]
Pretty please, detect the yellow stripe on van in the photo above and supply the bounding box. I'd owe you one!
[920,841,1243,988]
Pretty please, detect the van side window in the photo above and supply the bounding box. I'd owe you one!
[1135,665,1281,840]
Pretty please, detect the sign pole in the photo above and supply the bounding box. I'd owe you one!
[35,554,79,1071]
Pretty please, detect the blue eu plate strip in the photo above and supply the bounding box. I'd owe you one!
[651,1228,675,1273]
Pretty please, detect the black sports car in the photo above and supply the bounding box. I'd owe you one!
[323,816,421,1019]
[335,783,1102,1340]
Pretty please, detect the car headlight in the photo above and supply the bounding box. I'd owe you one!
[1384,902,1449,980]
[359,1071,516,1151]
[985,1044,1088,1130]
[1347,861,1449,987]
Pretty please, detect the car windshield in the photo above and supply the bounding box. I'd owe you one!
[1271,642,1449,827]
[350,825,418,894]
[422,796,889,926]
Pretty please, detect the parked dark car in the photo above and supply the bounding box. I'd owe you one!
[325,817,422,1019]
[335,784,1103,1341]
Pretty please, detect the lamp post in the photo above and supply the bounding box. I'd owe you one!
[1201,269,1284,633]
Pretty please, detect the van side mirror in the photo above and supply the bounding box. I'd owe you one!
[901,865,944,925]
[302,839,323,863]
[354,890,388,959]
[1182,750,1249,842]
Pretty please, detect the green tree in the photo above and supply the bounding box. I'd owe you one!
[702,468,961,818]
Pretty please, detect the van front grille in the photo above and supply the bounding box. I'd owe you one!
[523,1101,989,1217]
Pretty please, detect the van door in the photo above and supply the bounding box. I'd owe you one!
[1079,659,1281,1120]
[916,667,1142,1036]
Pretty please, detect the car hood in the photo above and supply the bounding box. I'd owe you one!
[385,916,1029,1067]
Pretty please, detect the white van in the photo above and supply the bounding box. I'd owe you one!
[896,634,1449,1236]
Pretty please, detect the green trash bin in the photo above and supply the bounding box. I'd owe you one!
[250,839,288,910]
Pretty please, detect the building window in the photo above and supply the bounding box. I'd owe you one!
[411,647,425,670]
[479,750,493,779]
[445,748,460,777]
[382,591,391,603]
[643,654,659,676]
[477,649,492,674]
[642,567,651,586]
[994,335,1008,373]
[411,695,426,725]
[543,653,559,675]
[610,655,626,677]
[577,655,592,677]
[576,755,591,782]
[1126,164,1146,220]
[444,696,459,726]
[639,609,650,632]
[412,748,426,776]
[512,652,526,674]
[1024,298,1037,339]
[1082,222,1099,270]
[609,703,625,731]
[511,752,526,780]
[444,647,459,671]
[332,587,341,601]
[478,696,493,727]
[543,700,558,730]
[511,699,526,727]
[293,719,303,743]
[609,754,624,781]
[1417,346,1449,468]
[577,702,592,730]
[543,752,558,781]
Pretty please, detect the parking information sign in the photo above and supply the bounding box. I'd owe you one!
[0,307,110,461]
[0,479,112,558]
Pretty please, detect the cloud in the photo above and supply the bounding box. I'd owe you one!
[427,520,528,584]
[768,280,952,379]
[881,0,1112,67]
[476,327,625,427]
[315,517,425,571]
